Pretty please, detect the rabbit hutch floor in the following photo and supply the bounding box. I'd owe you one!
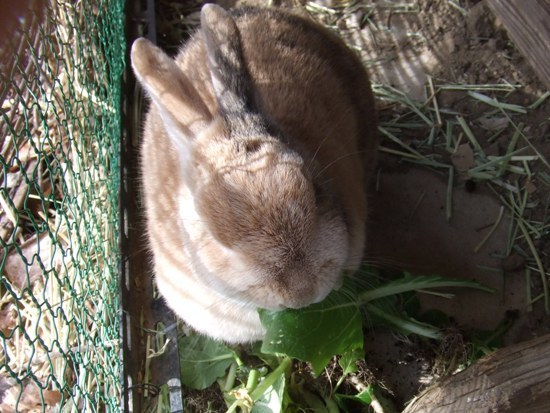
[124,0,549,411]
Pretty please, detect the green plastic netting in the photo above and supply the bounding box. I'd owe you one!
[0,0,125,411]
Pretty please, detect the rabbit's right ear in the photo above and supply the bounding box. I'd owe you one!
[131,38,212,138]
[200,5,264,136]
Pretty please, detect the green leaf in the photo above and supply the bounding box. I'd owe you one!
[366,301,442,339]
[335,386,397,413]
[259,271,494,375]
[335,387,374,406]
[178,334,235,390]
[358,273,495,304]
[338,347,364,376]
[259,289,364,376]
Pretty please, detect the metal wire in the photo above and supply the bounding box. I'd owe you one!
[0,1,124,411]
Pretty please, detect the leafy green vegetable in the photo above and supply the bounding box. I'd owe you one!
[177,271,495,412]
[259,289,364,376]
[226,357,292,413]
[335,385,397,413]
[335,387,374,407]
[251,371,286,413]
[365,301,443,339]
[259,272,494,374]
[358,273,495,303]
[178,334,236,390]
[250,357,292,401]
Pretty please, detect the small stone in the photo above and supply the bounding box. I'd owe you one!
[525,179,537,194]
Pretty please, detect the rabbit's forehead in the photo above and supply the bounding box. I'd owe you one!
[220,163,312,204]
[194,162,316,251]
[194,136,305,177]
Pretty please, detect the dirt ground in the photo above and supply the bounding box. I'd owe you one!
[154,0,549,409]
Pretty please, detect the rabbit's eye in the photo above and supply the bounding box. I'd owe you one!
[236,140,262,154]
[313,182,344,217]
[244,140,262,153]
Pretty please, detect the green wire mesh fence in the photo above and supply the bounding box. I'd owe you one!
[0,0,125,411]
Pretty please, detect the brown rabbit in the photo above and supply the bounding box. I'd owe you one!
[131,4,377,343]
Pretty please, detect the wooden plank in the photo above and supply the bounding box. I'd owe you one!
[486,0,550,88]
[403,334,550,413]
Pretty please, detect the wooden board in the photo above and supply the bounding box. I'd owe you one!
[486,0,550,88]
[403,334,550,413]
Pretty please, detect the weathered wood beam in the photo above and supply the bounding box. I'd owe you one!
[486,0,550,88]
[403,333,550,413]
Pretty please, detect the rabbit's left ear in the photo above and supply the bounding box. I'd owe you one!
[131,37,213,137]
[131,37,215,180]
[201,4,260,132]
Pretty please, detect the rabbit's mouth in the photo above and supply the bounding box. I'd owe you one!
[275,271,342,310]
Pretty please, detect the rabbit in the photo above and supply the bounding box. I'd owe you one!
[131,4,378,343]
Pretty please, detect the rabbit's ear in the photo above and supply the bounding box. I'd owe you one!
[201,5,259,132]
[131,38,212,139]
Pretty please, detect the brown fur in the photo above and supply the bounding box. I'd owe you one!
[132,5,377,343]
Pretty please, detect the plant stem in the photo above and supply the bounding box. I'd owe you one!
[246,369,260,392]
[250,356,292,401]
[224,362,237,392]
